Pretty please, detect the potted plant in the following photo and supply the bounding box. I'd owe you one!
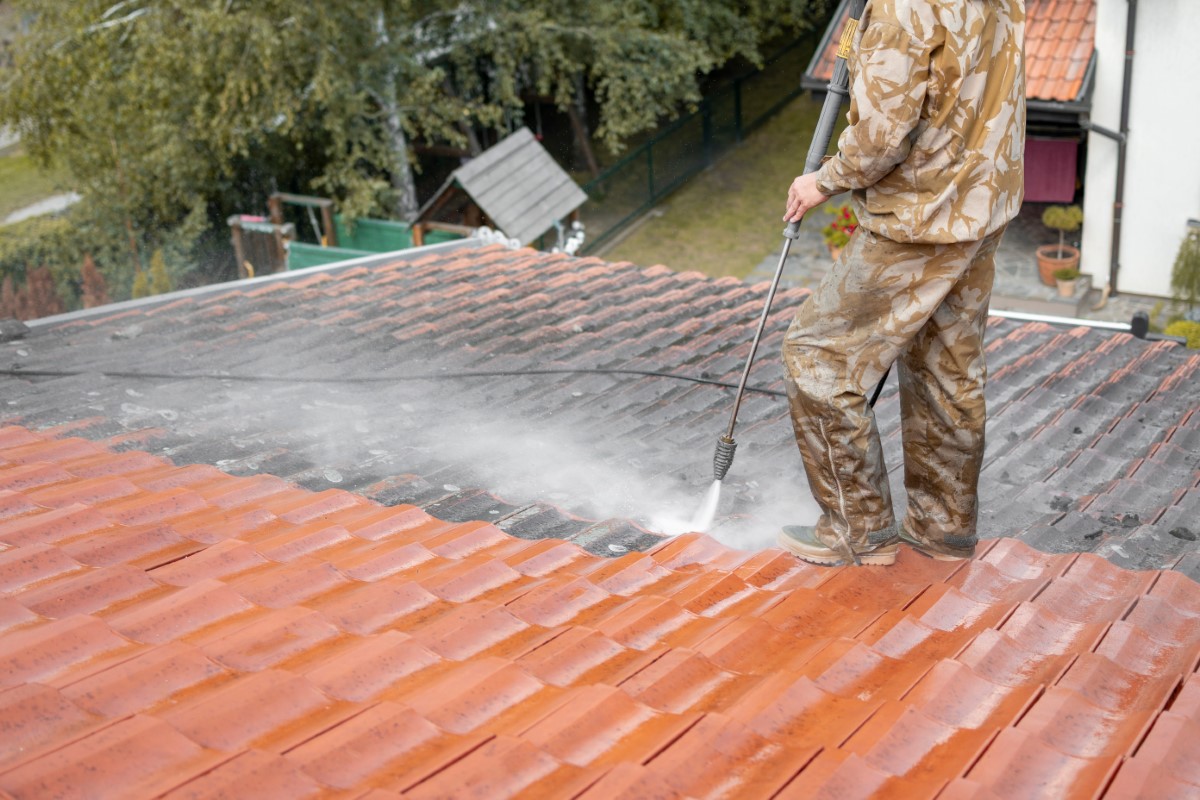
[821,203,858,261]
[1037,205,1083,286]
[1053,267,1080,297]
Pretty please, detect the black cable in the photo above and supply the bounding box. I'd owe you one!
[0,366,790,398]
[868,365,891,409]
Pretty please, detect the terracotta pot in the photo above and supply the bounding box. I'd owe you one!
[1056,278,1077,298]
[826,243,844,262]
[1036,244,1080,287]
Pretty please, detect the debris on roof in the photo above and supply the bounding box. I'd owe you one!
[416,127,588,246]
[806,0,1096,105]
[0,319,29,343]
[0,425,1197,798]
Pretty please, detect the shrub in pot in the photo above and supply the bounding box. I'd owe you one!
[1053,266,1080,297]
[1037,205,1083,286]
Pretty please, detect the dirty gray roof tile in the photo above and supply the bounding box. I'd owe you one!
[3,242,1197,571]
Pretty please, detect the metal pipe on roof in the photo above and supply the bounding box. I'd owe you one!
[988,308,1131,332]
[988,308,1186,345]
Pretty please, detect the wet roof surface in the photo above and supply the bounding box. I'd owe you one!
[1,424,1198,798]
[809,0,1096,104]
[3,244,1198,575]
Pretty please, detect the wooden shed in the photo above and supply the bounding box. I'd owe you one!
[414,127,587,247]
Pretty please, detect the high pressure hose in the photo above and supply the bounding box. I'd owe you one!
[712,0,874,483]
[0,366,788,397]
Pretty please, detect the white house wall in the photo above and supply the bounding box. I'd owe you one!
[1081,0,1200,298]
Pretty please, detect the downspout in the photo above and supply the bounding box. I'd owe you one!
[1088,0,1137,306]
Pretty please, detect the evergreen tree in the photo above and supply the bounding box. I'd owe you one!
[80,253,111,308]
[131,270,150,300]
[149,249,172,295]
[0,275,19,319]
[27,267,65,318]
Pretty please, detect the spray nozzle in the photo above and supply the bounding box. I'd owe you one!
[713,435,737,481]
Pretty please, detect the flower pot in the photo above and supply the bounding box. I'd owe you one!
[1036,244,1080,286]
[826,243,843,262]
[1055,278,1077,297]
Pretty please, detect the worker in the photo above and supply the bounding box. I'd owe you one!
[778,0,1026,566]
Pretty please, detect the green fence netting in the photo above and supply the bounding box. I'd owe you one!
[286,216,465,270]
[286,243,372,271]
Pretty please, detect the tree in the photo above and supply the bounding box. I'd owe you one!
[1171,228,1200,310]
[426,1,832,150]
[2,4,439,266]
[28,267,65,318]
[149,249,172,295]
[0,275,21,320]
[1,1,830,289]
[80,253,110,308]
[131,269,149,300]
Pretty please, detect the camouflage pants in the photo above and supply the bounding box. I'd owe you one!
[782,225,1006,557]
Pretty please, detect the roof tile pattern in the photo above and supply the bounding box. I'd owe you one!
[4,245,1198,574]
[1,426,1199,798]
[1025,0,1097,102]
[810,0,1096,103]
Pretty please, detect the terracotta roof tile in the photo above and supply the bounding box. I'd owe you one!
[809,0,1095,102]
[0,427,1195,795]
[0,715,231,799]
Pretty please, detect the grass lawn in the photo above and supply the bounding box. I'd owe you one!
[603,93,846,279]
[0,146,71,221]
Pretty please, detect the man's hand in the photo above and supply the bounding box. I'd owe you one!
[784,172,830,223]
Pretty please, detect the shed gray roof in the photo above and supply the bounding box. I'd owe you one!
[418,127,588,246]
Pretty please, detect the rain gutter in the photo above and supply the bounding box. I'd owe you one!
[1083,0,1138,297]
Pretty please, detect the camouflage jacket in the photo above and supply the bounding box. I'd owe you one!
[814,0,1026,244]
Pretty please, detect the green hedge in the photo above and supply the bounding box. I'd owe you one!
[1164,319,1200,349]
[0,209,131,308]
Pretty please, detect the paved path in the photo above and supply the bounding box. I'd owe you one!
[3,192,81,226]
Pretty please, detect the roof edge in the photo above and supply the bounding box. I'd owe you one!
[802,0,850,85]
[29,237,489,329]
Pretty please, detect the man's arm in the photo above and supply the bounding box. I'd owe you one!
[813,19,932,196]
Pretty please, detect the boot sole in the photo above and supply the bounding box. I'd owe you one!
[777,532,897,566]
[906,546,971,562]
[898,533,972,562]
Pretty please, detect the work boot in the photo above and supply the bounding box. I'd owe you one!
[778,525,898,567]
[899,529,974,562]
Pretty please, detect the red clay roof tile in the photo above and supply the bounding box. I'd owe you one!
[0,715,230,799]
[61,641,228,718]
[0,683,105,772]
[0,426,1198,797]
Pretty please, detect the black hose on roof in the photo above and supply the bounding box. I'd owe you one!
[0,366,792,398]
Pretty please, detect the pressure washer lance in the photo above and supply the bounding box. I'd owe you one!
[710,0,884,565]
